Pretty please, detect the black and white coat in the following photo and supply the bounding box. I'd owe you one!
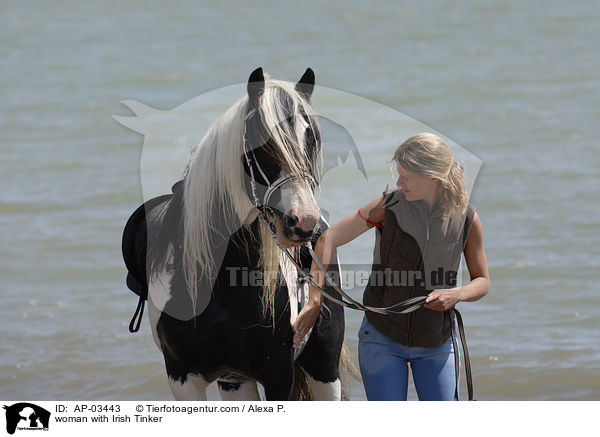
[122,69,346,401]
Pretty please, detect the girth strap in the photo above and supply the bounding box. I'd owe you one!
[129,294,146,333]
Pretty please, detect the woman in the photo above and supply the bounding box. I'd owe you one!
[293,133,490,401]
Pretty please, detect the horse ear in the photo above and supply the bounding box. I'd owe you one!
[295,68,315,100]
[247,67,265,107]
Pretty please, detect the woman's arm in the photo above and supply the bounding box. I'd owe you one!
[312,193,386,277]
[292,194,386,348]
[424,212,490,311]
[458,212,490,301]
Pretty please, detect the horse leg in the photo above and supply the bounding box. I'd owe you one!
[297,307,345,401]
[168,374,210,401]
[305,372,341,401]
[217,380,261,401]
[149,298,209,400]
[261,365,295,401]
[147,265,210,400]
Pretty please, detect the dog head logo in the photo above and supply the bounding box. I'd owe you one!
[3,403,50,435]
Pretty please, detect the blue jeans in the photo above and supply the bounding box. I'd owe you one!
[358,316,456,401]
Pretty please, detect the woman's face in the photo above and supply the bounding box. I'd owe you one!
[395,164,439,203]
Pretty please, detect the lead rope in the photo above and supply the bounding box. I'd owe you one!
[303,245,428,315]
[450,308,475,400]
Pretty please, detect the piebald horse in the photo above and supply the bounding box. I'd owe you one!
[122,68,346,400]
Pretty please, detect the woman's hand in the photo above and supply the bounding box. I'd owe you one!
[292,302,321,348]
[424,288,461,312]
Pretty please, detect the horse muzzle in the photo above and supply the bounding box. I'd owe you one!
[282,211,318,243]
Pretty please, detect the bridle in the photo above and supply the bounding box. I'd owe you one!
[242,107,317,235]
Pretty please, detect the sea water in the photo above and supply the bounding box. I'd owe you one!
[1,0,598,400]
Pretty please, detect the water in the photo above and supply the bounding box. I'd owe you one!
[1,0,599,401]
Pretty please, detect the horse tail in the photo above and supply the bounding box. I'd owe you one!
[291,362,312,400]
[339,342,361,401]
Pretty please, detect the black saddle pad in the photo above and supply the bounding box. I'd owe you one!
[122,193,173,299]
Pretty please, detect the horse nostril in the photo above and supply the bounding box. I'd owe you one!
[283,212,316,241]
[284,213,299,228]
[299,229,314,238]
[297,214,318,232]
[298,228,314,240]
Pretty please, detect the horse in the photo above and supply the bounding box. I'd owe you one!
[122,68,346,400]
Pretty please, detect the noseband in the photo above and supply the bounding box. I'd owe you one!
[242,108,316,233]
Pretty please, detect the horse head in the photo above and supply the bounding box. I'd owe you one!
[181,68,324,313]
[242,67,322,247]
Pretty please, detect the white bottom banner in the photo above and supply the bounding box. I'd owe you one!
[0,401,596,437]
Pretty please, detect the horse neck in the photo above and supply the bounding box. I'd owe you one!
[224,218,264,268]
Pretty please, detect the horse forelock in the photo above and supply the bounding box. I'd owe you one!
[253,80,321,314]
[256,80,321,181]
[182,77,321,315]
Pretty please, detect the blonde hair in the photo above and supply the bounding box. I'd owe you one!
[393,133,468,219]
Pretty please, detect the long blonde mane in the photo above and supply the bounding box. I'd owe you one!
[182,76,321,315]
